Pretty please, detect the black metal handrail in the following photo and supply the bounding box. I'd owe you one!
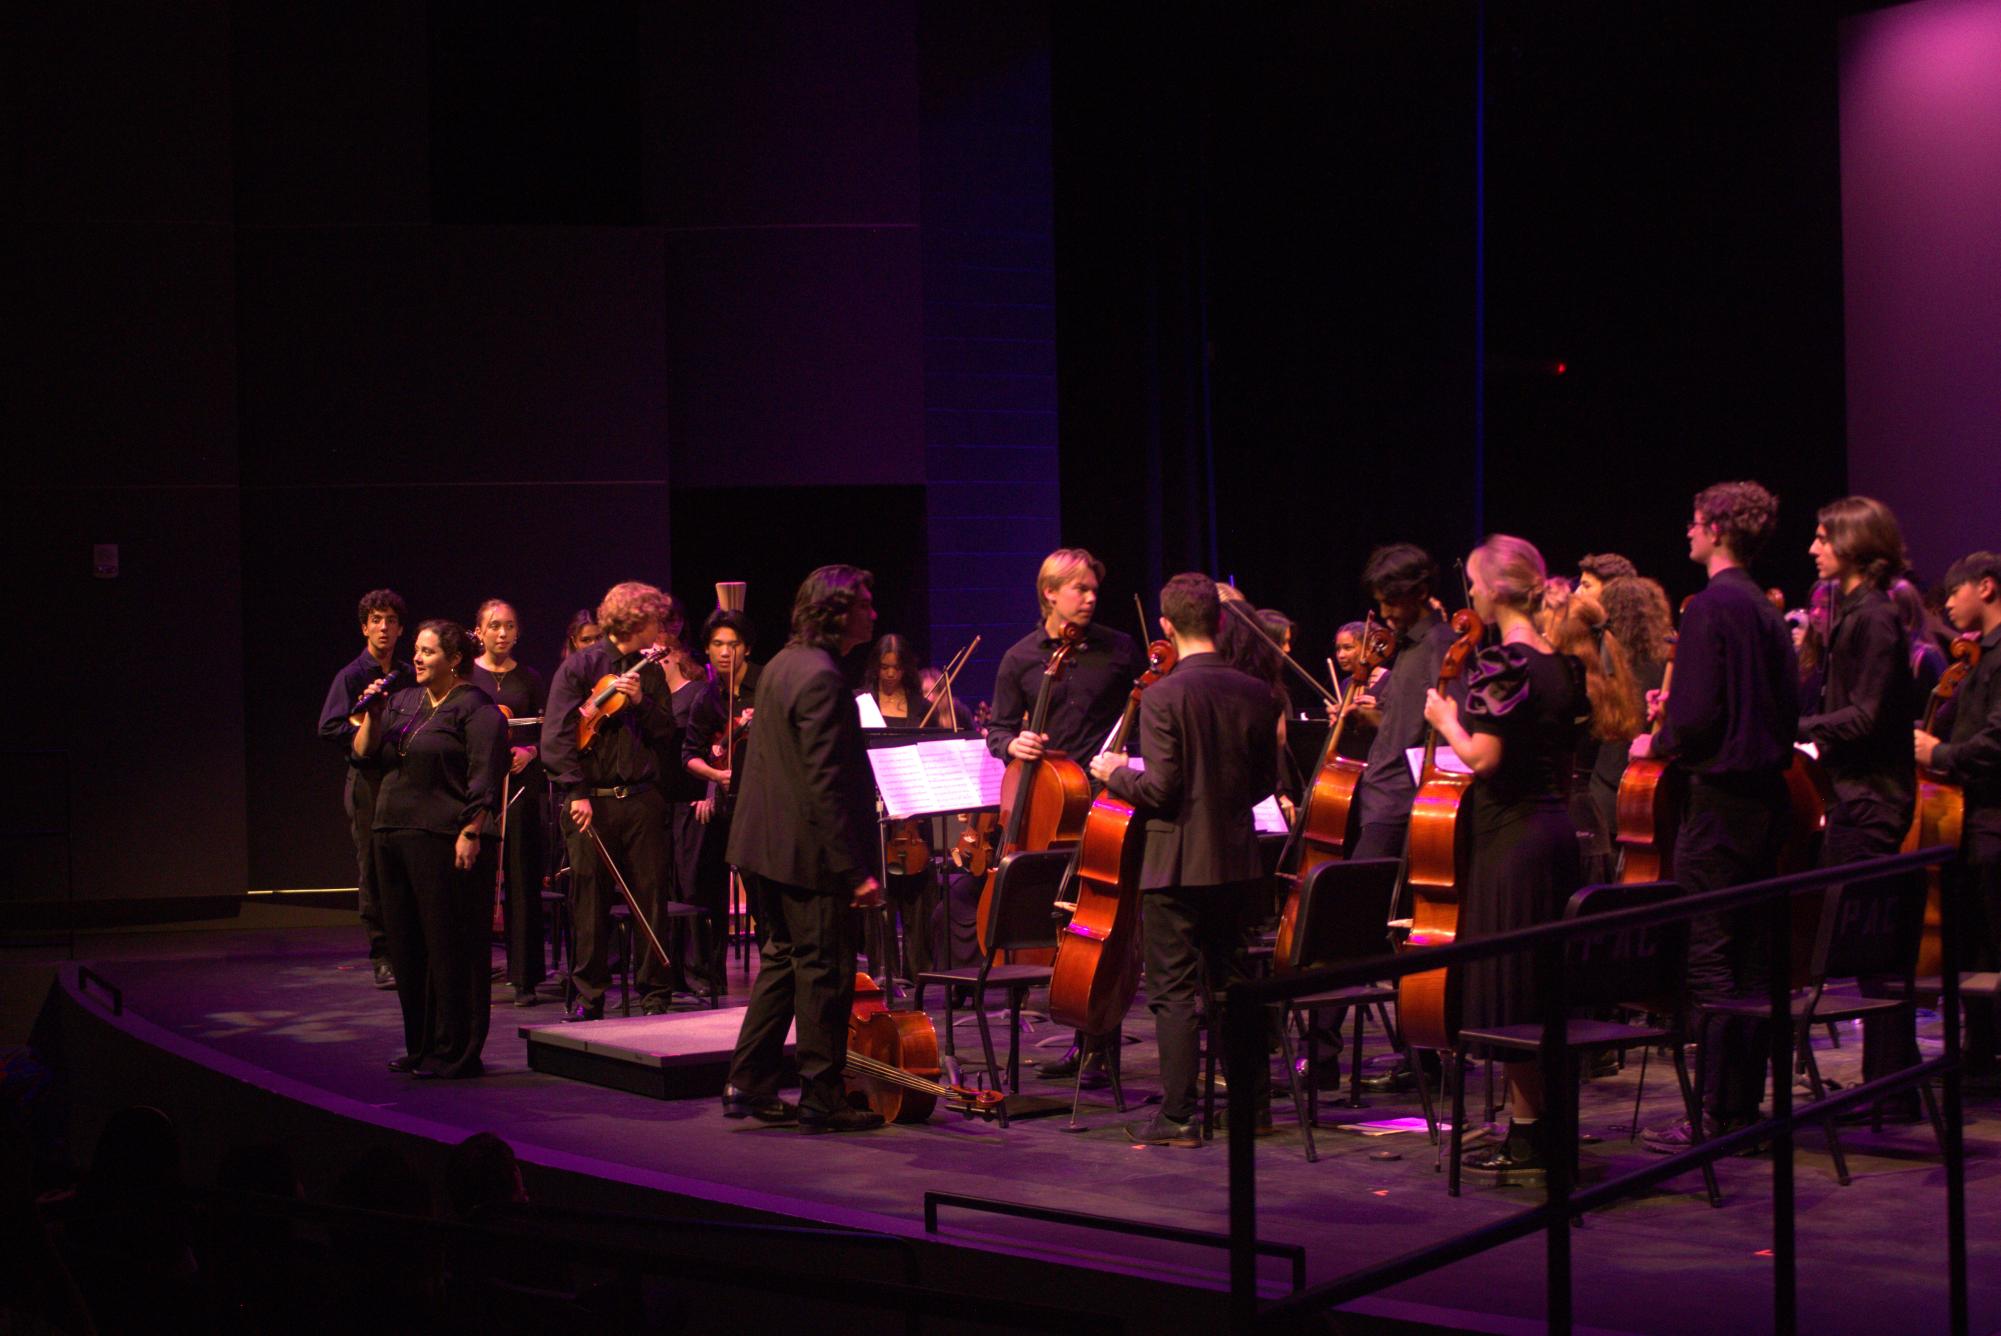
[1221,845,1968,1336]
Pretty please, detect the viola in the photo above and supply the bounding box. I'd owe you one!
[885,819,931,876]
[1396,607,1485,1053]
[1273,621,1396,971]
[576,644,673,754]
[1906,634,1982,982]
[952,812,999,876]
[976,624,1092,961]
[1048,638,1178,1034]
[845,973,1006,1123]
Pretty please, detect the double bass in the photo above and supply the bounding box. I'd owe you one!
[845,974,1007,1123]
[1396,609,1485,1054]
[1273,621,1396,971]
[1047,638,1178,1034]
[1906,634,1982,982]
[972,624,1093,960]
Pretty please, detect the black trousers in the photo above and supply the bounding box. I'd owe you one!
[1143,881,1269,1124]
[1677,773,1789,1122]
[727,874,857,1116]
[347,768,390,960]
[374,828,495,1075]
[1823,793,1920,1098]
[1956,849,2001,1075]
[498,773,548,990]
[669,801,725,989]
[1351,819,1407,863]
[564,788,674,1003]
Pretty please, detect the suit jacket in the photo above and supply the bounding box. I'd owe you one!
[725,643,877,893]
[1103,652,1279,890]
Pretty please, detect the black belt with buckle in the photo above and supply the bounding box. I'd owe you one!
[584,783,652,799]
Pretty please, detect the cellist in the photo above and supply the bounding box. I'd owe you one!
[1090,573,1278,1144]
[1628,482,1800,1153]
[1915,551,2001,1094]
[1798,497,1920,1120]
[986,548,1146,1085]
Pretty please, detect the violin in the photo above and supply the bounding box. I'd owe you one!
[845,973,1007,1123]
[1906,634,1982,982]
[953,812,999,876]
[576,644,673,754]
[1048,638,1178,1035]
[1396,607,1485,1053]
[976,623,1092,961]
[1274,620,1395,971]
[885,819,931,875]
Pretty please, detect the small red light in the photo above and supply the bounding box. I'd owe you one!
[1554,361,1568,376]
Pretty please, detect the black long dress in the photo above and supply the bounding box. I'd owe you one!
[1456,645,1588,1055]
[470,660,549,992]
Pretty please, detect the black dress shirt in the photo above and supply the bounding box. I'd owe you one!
[1656,567,1800,777]
[1354,611,1457,827]
[986,621,1146,763]
[540,644,675,800]
[1797,584,1916,812]
[319,651,410,769]
[366,685,508,835]
[1932,622,2001,857]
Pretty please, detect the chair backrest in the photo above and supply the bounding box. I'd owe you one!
[1291,858,1404,971]
[1812,867,1927,984]
[1562,881,1689,1011]
[984,849,1073,955]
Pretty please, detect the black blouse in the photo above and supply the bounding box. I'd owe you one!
[471,660,548,784]
[1460,645,1588,819]
[367,684,509,836]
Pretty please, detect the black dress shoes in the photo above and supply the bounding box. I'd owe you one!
[387,1053,422,1074]
[721,1086,799,1122]
[1038,1046,1110,1088]
[1357,1066,1418,1094]
[1037,1046,1083,1078]
[799,1104,886,1134]
[373,959,397,990]
[567,995,604,1023]
[1462,1121,1547,1186]
[1125,1113,1202,1147]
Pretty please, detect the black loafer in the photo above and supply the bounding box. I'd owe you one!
[1037,1047,1083,1079]
[567,996,604,1023]
[721,1086,799,1122]
[799,1105,886,1134]
[387,1054,421,1074]
[1125,1113,1202,1147]
[373,959,397,991]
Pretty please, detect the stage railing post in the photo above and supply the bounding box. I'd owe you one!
[1225,982,1261,1330]
[1768,887,1795,1336]
[1537,934,1572,1335]
[1941,864,1970,1336]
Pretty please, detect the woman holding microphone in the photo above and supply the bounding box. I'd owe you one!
[352,619,509,1078]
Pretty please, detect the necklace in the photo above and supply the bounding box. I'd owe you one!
[398,681,465,755]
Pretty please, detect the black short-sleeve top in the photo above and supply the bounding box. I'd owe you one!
[1459,645,1588,820]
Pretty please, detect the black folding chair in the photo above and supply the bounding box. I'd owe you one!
[912,849,1066,1092]
[1451,881,1719,1206]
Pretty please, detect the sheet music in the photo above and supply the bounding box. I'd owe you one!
[1252,795,1288,835]
[866,737,1006,818]
[854,693,886,728]
[1405,746,1474,783]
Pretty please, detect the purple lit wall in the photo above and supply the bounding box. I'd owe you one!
[1840,0,2001,579]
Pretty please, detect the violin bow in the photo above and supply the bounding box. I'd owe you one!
[1219,592,1341,710]
[585,824,673,972]
[917,636,980,729]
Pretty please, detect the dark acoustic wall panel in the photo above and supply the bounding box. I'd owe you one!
[1840,0,2001,582]
[663,226,923,487]
[427,1,642,225]
[230,0,432,225]
[2,0,232,224]
[243,483,671,890]
[0,487,246,901]
[236,225,671,486]
[919,1,1059,706]
[638,0,921,226]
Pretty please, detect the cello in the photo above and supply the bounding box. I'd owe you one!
[1905,634,1981,982]
[972,623,1093,961]
[1273,620,1396,971]
[1615,625,1681,882]
[845,974,1007,1123]
[1395,609,1485,1054]
[1047,638,1178,1034]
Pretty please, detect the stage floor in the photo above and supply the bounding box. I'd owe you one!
[34,915,2001,1334]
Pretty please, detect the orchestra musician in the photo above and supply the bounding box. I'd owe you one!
[1575,552,1637,602]
[317,589,410,991]
[1915,551,2001,1094]
[862,634,923,726]
[1799,497,1921,1119]
[560,608,602,662]
[352,619,507,1078]
[986,547,1146,1085]
[682,605,761,989]
[1090,573,1279,1144]
[1630,481,1800,1152]
[469,599,551,1008]
[723,565,887,1133]
[541,582,682,1021]
[1421,537,1633,1181]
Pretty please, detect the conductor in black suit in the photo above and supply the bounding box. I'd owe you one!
[722,565,888,1134]
[1091,572,1280,1145]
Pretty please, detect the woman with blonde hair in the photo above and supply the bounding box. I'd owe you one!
[1421,534,1629,1183]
